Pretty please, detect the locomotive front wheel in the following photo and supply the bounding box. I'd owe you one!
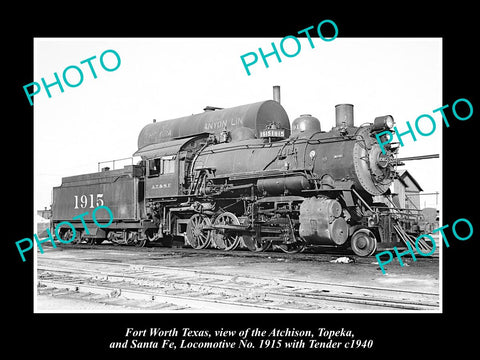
[212,212,241,251]
[186,214,212,249]
[351,229,377,257]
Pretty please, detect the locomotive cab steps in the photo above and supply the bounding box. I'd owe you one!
[392,221,433,255]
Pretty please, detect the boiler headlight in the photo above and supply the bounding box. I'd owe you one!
[372,115,395,131]
[385,115,394,129]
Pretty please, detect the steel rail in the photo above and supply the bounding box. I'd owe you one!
[37,260,439,311]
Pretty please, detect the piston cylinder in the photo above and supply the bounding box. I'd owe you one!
[299,197,349,245]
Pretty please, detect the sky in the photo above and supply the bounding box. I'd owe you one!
[34,37,442,212]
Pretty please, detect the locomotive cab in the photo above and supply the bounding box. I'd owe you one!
[133,134,210,199]
[145,155,176,196]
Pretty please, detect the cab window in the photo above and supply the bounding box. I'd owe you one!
[148,158,161,177]
[148,156,175,176]
[162,158,175,174]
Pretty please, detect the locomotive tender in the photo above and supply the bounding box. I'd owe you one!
[51,87,424,256]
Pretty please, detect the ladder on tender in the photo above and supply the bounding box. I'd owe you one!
[392,220,433,255]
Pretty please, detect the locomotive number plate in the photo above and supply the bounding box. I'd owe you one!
[260,129,285,138]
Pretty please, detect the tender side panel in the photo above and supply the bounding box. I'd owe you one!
[52,174,142,223]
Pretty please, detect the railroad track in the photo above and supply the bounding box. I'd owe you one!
[51,240,441,263]
[37,257,439,312]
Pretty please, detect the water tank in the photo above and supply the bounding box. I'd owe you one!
[291,114,321,136]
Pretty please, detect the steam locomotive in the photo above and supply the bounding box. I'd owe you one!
[51,87,427,256]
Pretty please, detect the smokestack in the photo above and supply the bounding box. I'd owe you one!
[335,104,354,127]
[273,85,281,104]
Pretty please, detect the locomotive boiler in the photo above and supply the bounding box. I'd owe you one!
[51,87,427,256]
